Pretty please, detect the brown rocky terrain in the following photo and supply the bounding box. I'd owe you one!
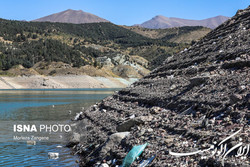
[68,6,249,167]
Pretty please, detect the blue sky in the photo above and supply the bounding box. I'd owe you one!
[0,0,249,25]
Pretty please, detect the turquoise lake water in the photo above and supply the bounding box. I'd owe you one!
[0,89,118,167]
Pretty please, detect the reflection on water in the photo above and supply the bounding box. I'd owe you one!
[0,89,117,167]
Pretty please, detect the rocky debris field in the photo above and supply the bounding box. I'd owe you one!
[67,6,250,167]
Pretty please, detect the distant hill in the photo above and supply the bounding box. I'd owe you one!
[33,9,109,24]
[122,25,211,43]
[137,15,230,29]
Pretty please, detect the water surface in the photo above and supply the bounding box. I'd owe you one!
[0,89,117,167]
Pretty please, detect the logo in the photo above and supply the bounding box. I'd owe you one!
[13,124,71,133]
[169,128,249,166]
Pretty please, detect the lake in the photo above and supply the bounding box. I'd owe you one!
[0,89,118,167]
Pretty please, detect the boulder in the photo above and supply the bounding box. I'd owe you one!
[229,94,242,104]
[189,76,209,87]
[116,119,142,132]
[109,132,130,143]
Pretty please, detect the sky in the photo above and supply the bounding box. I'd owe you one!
[0,0,249,25]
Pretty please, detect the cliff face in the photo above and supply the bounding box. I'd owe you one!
[69,6,250,167]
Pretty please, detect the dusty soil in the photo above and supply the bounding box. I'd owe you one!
[0,75,137,89]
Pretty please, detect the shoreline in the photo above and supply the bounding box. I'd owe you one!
[0,75,138,89]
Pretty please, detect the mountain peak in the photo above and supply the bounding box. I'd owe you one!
[154,15,166,18]
[139,15,230,29]
[33,9,109,24]
[65,9,83,12]
[152,15,169,20]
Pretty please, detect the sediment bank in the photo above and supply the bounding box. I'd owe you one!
[0,75,138,89]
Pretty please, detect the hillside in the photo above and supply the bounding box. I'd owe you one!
[33,9,109,24]
[138,15,230,29]
[0,19,155,77]
[68,6,250,167]
[0,18,203,76]
[123,25,211,43]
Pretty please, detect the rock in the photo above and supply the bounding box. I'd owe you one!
[129,114,135,119]
[109,132,130,143]
[164,137,174,143]
[93,104,98,110]
[137,115,153,122]
[69,132,81,144]
[189,76,209,87]
[101,109,107,113]
[98,132,130,158]
[170,84,177,90]
[100,163,109,167]
[180,106,196,115]
[239,85,246,90]
[208,118,215,124]
[138,128,146,137]
[202,118,209,128]
[229,94,242,104]
[116,119,142,132]
[94,162,101,167]
[223,117,230,122]
[150,106,162,114]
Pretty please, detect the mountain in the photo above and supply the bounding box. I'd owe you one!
[68,6,250,167]
[138,15,230,29]
[33,9,109,24]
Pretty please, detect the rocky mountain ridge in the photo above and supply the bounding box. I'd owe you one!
[32,9,228,29]
[68,6,250,167]
[138,15,230,29]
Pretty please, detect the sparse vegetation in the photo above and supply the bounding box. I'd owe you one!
[0,18,208,72]
[123,25,211,43]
